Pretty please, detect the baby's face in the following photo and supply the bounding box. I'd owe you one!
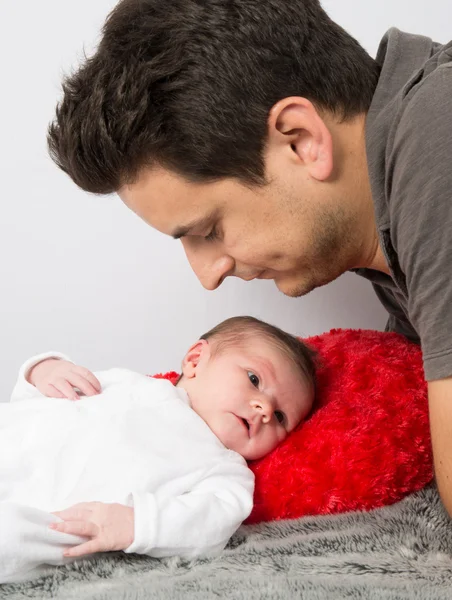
[179,337,314,460]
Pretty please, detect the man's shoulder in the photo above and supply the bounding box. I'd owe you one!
[387,56,452,213]
[398,56,452,128]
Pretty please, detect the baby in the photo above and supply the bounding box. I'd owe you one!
[0,316,315,583]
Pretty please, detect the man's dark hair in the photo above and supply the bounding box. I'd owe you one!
[48,0,379,194]
[199,316,317,387]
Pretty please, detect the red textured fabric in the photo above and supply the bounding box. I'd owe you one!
[151,329,433,524]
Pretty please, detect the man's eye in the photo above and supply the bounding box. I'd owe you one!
[274,410,285,425]
[204,226,218,242]
[247,371,259,388]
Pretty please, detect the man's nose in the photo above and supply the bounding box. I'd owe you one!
[182,242,235,290]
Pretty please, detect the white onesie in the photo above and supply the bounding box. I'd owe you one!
[0,353,254,583]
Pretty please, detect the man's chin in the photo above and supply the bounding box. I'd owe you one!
[274,268,345,297]
[274,278,315,298]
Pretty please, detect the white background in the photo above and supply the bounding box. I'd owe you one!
[0,1,450,398]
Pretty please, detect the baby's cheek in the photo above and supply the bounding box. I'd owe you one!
[275,429,288,448]
[267,430,286,453]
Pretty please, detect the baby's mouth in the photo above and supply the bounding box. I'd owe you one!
[234,414,251,438]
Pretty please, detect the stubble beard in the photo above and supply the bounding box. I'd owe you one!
[276,203,359,298]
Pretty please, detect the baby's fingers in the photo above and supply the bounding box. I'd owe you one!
[63,539,102,558]
[70,368,101,396]
[50,378,79,401]
[44,384,66,399]
[67,373,100,398]
[50,519,97,539]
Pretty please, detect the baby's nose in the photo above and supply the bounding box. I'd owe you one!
[251,397,273,423]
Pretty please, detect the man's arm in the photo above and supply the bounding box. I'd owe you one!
[428,378,452,517]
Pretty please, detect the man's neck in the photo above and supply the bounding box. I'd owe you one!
[368,242,390,274]
[343,115,390,276]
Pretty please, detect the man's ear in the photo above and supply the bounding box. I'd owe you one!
[181,339,210,379]
[267,96,333,181]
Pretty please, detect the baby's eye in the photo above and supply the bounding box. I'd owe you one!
[247,371,259,388]
[274,410,285,425]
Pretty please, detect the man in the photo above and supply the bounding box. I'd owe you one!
[48,0,452,514]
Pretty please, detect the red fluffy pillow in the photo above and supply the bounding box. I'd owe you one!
[153,329,433,524]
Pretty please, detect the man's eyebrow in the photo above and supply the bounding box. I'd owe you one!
[171,212,217,240]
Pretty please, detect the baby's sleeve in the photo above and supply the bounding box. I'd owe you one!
[10,352,72,403]
[125,455,254,559]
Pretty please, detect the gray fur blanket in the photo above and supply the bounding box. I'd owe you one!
[1,484,452,600]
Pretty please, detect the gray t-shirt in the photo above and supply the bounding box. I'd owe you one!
[355,28,452,381]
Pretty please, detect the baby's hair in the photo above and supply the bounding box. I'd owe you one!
[199,316,316,389]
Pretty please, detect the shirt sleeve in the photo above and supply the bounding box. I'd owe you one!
[371,282,420,344]
[389,65,452,381]
[10,352,72,403]
[124,457,254,559]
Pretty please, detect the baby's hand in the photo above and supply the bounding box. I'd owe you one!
[50,501,135,557]
[27,358,101,400]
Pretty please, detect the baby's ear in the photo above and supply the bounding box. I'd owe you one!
[181,339,210,378]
